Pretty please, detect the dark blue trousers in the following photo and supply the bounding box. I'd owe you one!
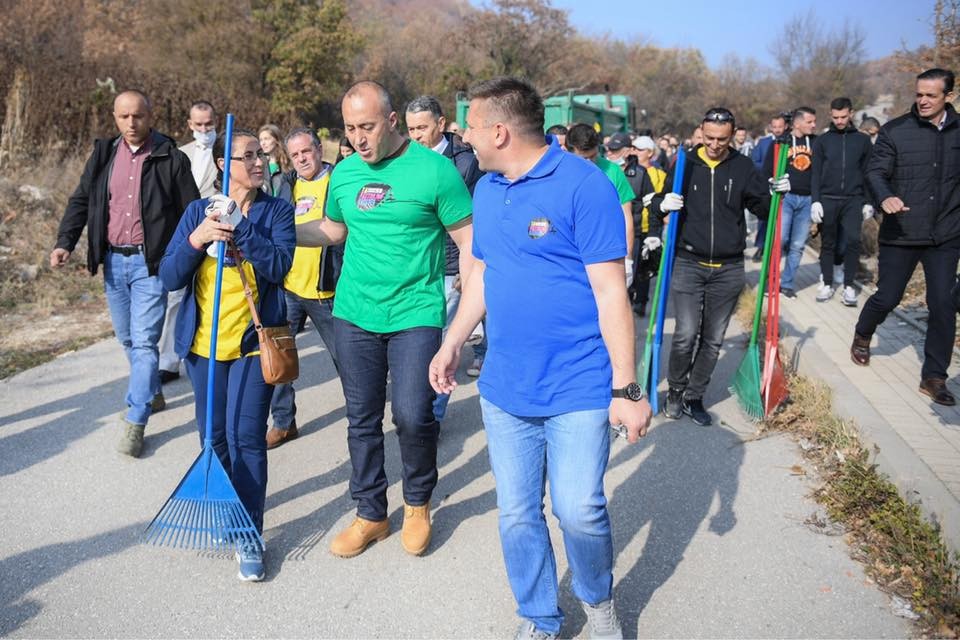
[334,318,440,521]
[185,352,272,533]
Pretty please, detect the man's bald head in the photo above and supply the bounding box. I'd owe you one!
[341,80,404,164]
[342,81,393,118]
[114,90,152,113]
[113,90,153,147]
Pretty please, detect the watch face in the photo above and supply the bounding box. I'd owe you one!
[625,383,644,401]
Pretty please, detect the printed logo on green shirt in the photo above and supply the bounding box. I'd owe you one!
[528,217,554,239]
[355,183,394,211]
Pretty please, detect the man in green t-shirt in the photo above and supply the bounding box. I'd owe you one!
[565,123,636,286]
[297,81,475,559]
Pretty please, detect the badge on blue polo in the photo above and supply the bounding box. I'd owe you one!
[528,217,553,239]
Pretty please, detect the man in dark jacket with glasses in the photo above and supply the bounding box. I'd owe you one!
[851,68,960,407]
[654,107,789,425]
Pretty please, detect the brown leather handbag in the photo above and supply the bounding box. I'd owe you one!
[230,242,299,385]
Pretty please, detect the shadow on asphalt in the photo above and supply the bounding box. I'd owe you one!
[0,523,145,636]
[0,376,130,477]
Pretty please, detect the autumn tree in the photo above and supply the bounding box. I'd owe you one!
[257,0,361,119]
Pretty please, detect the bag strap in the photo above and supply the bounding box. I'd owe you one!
[227,240,263,330]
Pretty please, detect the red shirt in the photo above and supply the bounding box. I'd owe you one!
[107,135,154,247]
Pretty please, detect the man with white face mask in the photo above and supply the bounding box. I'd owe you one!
[158,100,218,384]
[180,101,218,198]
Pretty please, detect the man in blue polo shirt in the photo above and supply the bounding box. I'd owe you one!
[430,77,652,640]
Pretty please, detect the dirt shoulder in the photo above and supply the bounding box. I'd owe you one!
[0,156,113,379]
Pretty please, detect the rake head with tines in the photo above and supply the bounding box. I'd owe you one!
[142,447,263,552]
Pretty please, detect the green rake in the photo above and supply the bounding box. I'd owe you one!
[730,143,789,420]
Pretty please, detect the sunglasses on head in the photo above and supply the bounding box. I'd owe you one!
[703,108,735,124]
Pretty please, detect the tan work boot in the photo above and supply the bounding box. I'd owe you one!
[401,501,431,556]
[329,516,389,558]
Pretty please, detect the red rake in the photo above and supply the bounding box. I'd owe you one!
[761,179,789,415]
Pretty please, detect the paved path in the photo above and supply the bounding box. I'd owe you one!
[0,297,912,637]
[760,246,960,551]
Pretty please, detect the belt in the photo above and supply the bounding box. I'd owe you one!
[108,244,145,256]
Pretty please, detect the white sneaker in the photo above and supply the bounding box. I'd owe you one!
[815,283,835,302]
[466,357,483,377]
[581,599,623,639]
[842,286,858,307]
[833,265,844,287]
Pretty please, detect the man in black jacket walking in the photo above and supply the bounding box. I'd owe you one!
[852,68,960,406]
[655,107,788,425]
[405,95,485,421]
[810,97,874,306]
[50,90,199,456]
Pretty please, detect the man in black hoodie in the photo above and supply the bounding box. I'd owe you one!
[655,107,788,425]
[405,95,485,421]
[810,97,874,306]
[852,68,960,406]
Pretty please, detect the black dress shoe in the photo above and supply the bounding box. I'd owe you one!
[682,397,713,426]
[919,378,957,406]
[159,370,180,384]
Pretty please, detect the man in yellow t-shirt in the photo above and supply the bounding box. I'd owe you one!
[267,128,342,448]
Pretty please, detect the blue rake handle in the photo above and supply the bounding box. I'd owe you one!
[649,148,686,413]
[203,113,234,447]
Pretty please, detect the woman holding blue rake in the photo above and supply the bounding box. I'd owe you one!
[159,128,295,581]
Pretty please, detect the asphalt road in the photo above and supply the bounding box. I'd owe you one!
[0,315,911,638]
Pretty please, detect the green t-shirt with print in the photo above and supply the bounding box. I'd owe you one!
[596,156,636,204]
[325,141,473,332]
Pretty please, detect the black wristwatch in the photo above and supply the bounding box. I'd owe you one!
[612,383,645,401]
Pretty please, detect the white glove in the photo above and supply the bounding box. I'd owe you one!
[660,192,683,213]
[641,236,662,259]
[625,258,634,288]
[810,202,824,224]
[642,192,655,209]
[769,175,791,194]
[204,194,242,257]
[862,203,875,220]
[205,194,242,226]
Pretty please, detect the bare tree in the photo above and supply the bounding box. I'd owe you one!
[770,10,869,111]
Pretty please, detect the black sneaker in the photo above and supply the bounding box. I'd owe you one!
[159,369,180,384]
[663,389,683,419]
[632,304,646,317]
[682,398,712,426]
[780,287,797,299]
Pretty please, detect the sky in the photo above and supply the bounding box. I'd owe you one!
[538,0,936,68]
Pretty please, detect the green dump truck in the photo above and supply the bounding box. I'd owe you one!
[455,91,635,136]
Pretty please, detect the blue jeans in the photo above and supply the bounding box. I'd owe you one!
[780,193,812,290]
[433,276,461,422]
[184,352,272,533]
[480,397,613,635]
[270,293,340,430]
[334,318,440,521]
[102,251,167,425]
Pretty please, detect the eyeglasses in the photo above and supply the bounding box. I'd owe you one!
[230,150,269,163]
[703,108,735,124]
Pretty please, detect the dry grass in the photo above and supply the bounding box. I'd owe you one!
[733,285,960,634]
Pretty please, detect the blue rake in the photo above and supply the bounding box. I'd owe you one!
[648,148,686,414]
[142,114,264,553]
